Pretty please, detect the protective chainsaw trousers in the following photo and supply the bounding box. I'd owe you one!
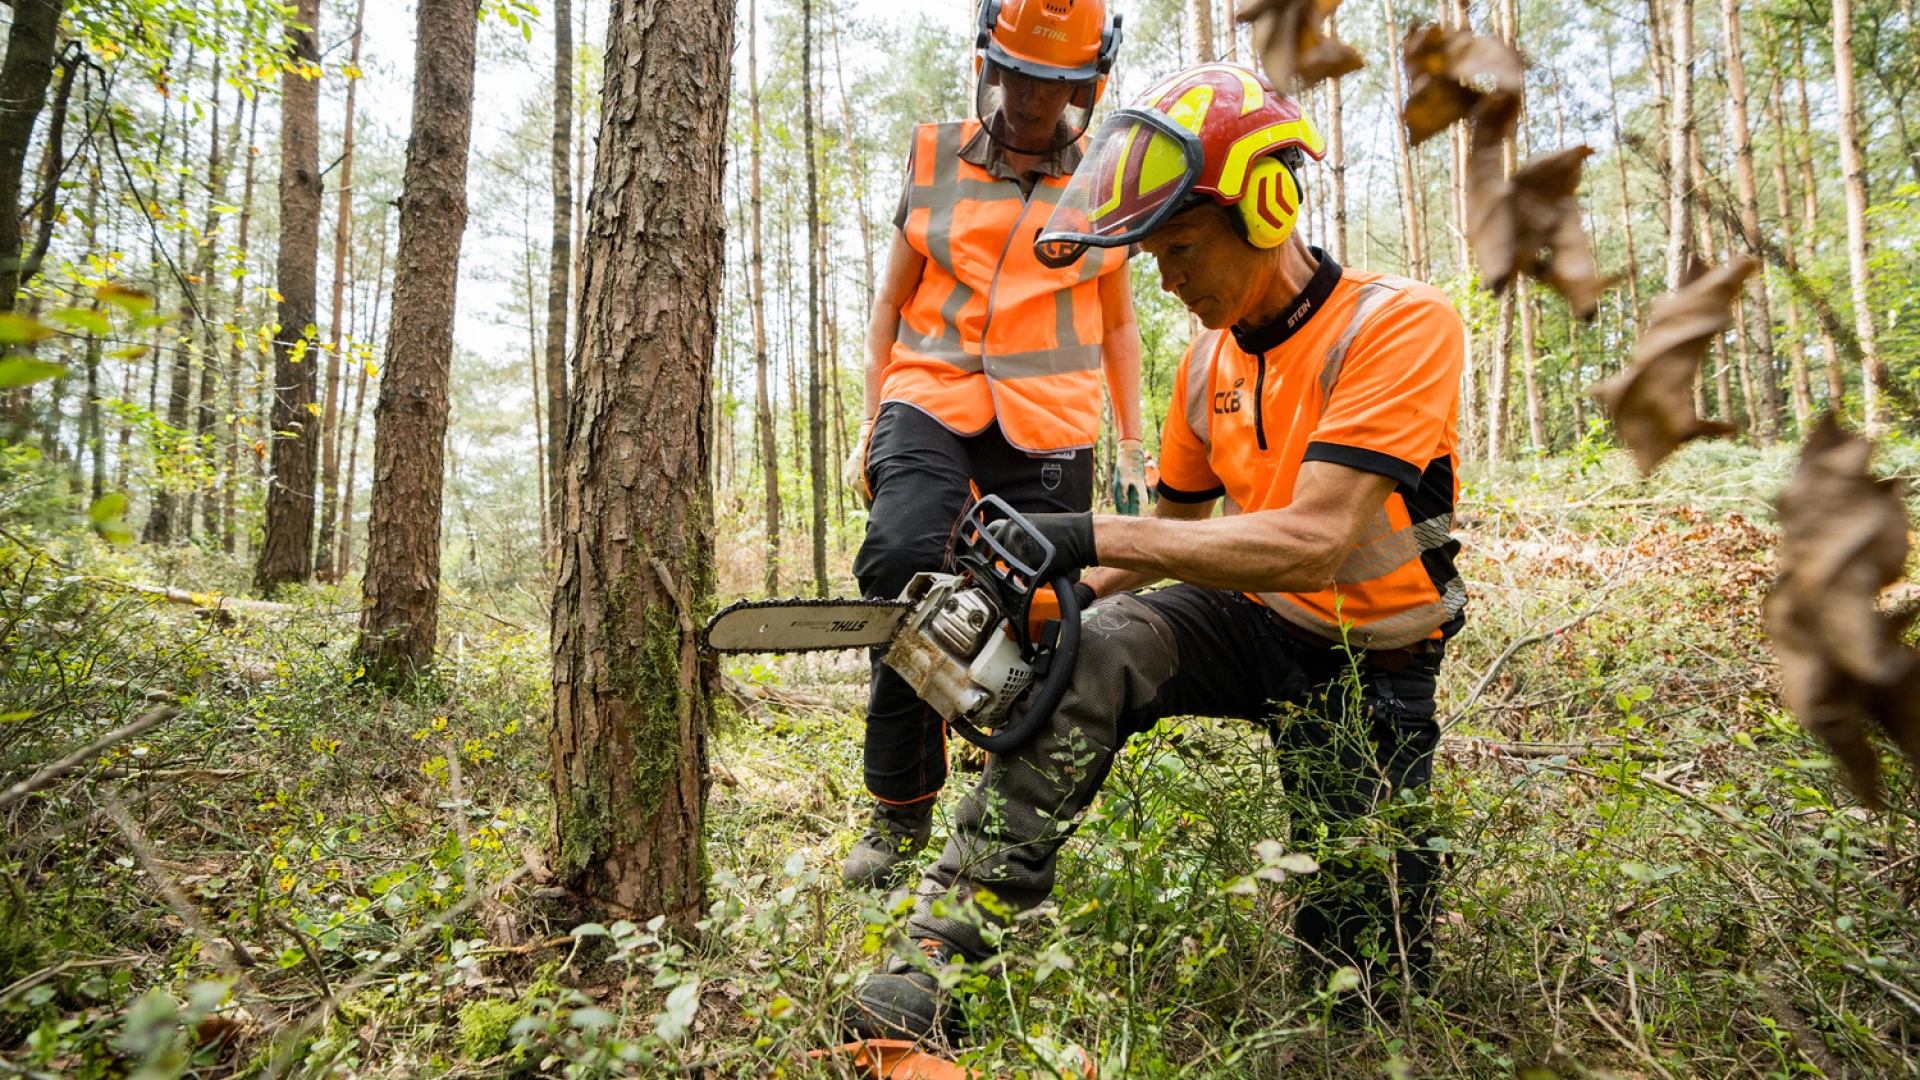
[906,584,1445,984]
[852,401,1094,804]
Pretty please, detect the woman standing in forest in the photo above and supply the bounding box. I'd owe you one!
[840,0,1144,889]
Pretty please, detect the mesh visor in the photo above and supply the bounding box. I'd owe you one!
[1034,108,1204,269]
[976,59,1099,156]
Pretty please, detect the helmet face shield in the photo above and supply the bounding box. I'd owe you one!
[977,59,1100,156]
[1034,107,1203,269]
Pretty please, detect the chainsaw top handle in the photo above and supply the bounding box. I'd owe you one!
[947,496,1082,754]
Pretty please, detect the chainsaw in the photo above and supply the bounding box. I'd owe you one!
[702,496,1081,753]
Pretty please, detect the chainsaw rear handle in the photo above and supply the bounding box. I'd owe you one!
[947,570,1081,754]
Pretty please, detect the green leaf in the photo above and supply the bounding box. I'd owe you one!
[0,313,55,344]
[0,711,32,723]
[47,307,112,336]
[0,358,66,387]
[107,345,150,361]
[88,492,127,524]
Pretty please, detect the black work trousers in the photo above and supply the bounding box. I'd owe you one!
[909,584,1445,984]
[852,401,1094,804]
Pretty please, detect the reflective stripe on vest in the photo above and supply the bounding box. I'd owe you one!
[1182,276,1447,650]
[886,120,1121,452]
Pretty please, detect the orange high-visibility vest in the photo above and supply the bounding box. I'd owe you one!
[887,120,1125,453]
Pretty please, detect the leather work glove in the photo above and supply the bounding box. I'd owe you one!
[986,512,1097,578]
[1025,580,1097,642]
[1112,437,1148,516]
[844,420,874,504]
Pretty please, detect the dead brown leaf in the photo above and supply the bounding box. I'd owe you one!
[1763,415,1920,810]
[1588,258,1752,475]
[1465,137,1612,319]
[1401,25,1523,146]
[1238,0,1364,89]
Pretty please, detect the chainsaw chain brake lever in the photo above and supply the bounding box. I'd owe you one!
[948,496,1081,754]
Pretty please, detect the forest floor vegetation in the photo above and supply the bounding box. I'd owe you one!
[3,439,1918,1078]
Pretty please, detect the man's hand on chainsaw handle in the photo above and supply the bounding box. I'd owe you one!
[1112,438,1148,516]
[984,512,1097,580]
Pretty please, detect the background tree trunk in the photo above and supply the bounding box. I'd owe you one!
[748,0,780,597]
[355,0,480,680]
[255,0,324,595]
[1327,11,1347,265]
[1664,0,1693,294]
[1792,39,1844,410]
[803,0,826,597]
[548,0,734,925]
[1188,0,1215,64]
[1766,64,1815,427]
[0,0,67,314]
[1721,0,1778,443]
[1383,0,1424,280]
[316,0,366,581]
[546,0,572,553]
[1831,0,1887,431]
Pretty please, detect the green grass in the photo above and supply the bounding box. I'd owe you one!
[2,440,1917,1077]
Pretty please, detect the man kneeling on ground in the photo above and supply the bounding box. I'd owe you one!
[850,62,1469,1041]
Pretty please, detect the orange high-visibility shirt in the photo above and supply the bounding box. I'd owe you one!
[1157,252,1467,649]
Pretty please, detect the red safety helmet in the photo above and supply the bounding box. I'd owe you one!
[974,0,1123,155]
[1035,63,1326,267]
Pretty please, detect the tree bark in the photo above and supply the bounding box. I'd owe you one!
[1384,0,1424,280]
[0,0,66,314]
[546,0,572,551]
[548,0,732,926]
[256,0,325,595]
[1793,35,1845,410]
[1189,0,1215,63]
[748,0,779,596]
[1328,10,1348,265]
[339,210,390,578]
[803,0,826,596]
[148,52,207,547]
[526,239,549,552]
[1664,0,1693,294]
[1603,37,1642,332]
[1720,0,1778,443]
[223,96,261,555]
[355,0,480,679]
[316,0,366,581]
[1766,63,1815,427]
[1831,0,1887,431]
[1520,281,1544,451]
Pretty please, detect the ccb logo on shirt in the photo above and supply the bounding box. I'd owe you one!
[1213,378,1244,415]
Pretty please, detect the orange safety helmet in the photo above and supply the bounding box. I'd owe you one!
[974,0,1123,155]
[1035,63,1325,267]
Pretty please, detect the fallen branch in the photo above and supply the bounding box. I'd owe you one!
[106,580,296,617]
[0,707,180,811]
[1440,736,1662,761]
[1442,603,1606,732]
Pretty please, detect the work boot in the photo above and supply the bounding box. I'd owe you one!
[845,938,962,1043]
[840,797,934,889]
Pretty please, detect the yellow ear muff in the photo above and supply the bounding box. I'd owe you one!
[1236,154,1302,249]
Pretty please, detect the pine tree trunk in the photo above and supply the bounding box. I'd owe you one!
[1521,282,1544,451]
[1489,292,1514,462]
[1603,39,1642,330]
[748,0,780,596]
[1189,0,1215,63]
[316,0,366,581]
[1766,63,1815,427]
[1327,11,1347,264]
[1384,0,1424,279]
[1793,38,1845,410]
[527,245,550,552]
[355,0,480,679]
[223,96,261,555]
[1691,130,1732,423]
[546,0,572,549]
[803,0,826,597]
[195,60,240,540]
[1720,0,1778,443]
[1664,0,1693,294]
[1831,0,1886,431]
[1645,0,1673,231]
[149,48,205,547]
[0,0,66,314]
[339,212,389,578]
[548,0,733,925]
[826,0,874,311]
[256,0,325,595]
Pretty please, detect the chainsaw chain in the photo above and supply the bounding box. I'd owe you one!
[701,595,914,655]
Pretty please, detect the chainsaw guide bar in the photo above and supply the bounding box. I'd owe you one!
[702,596,914,654]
